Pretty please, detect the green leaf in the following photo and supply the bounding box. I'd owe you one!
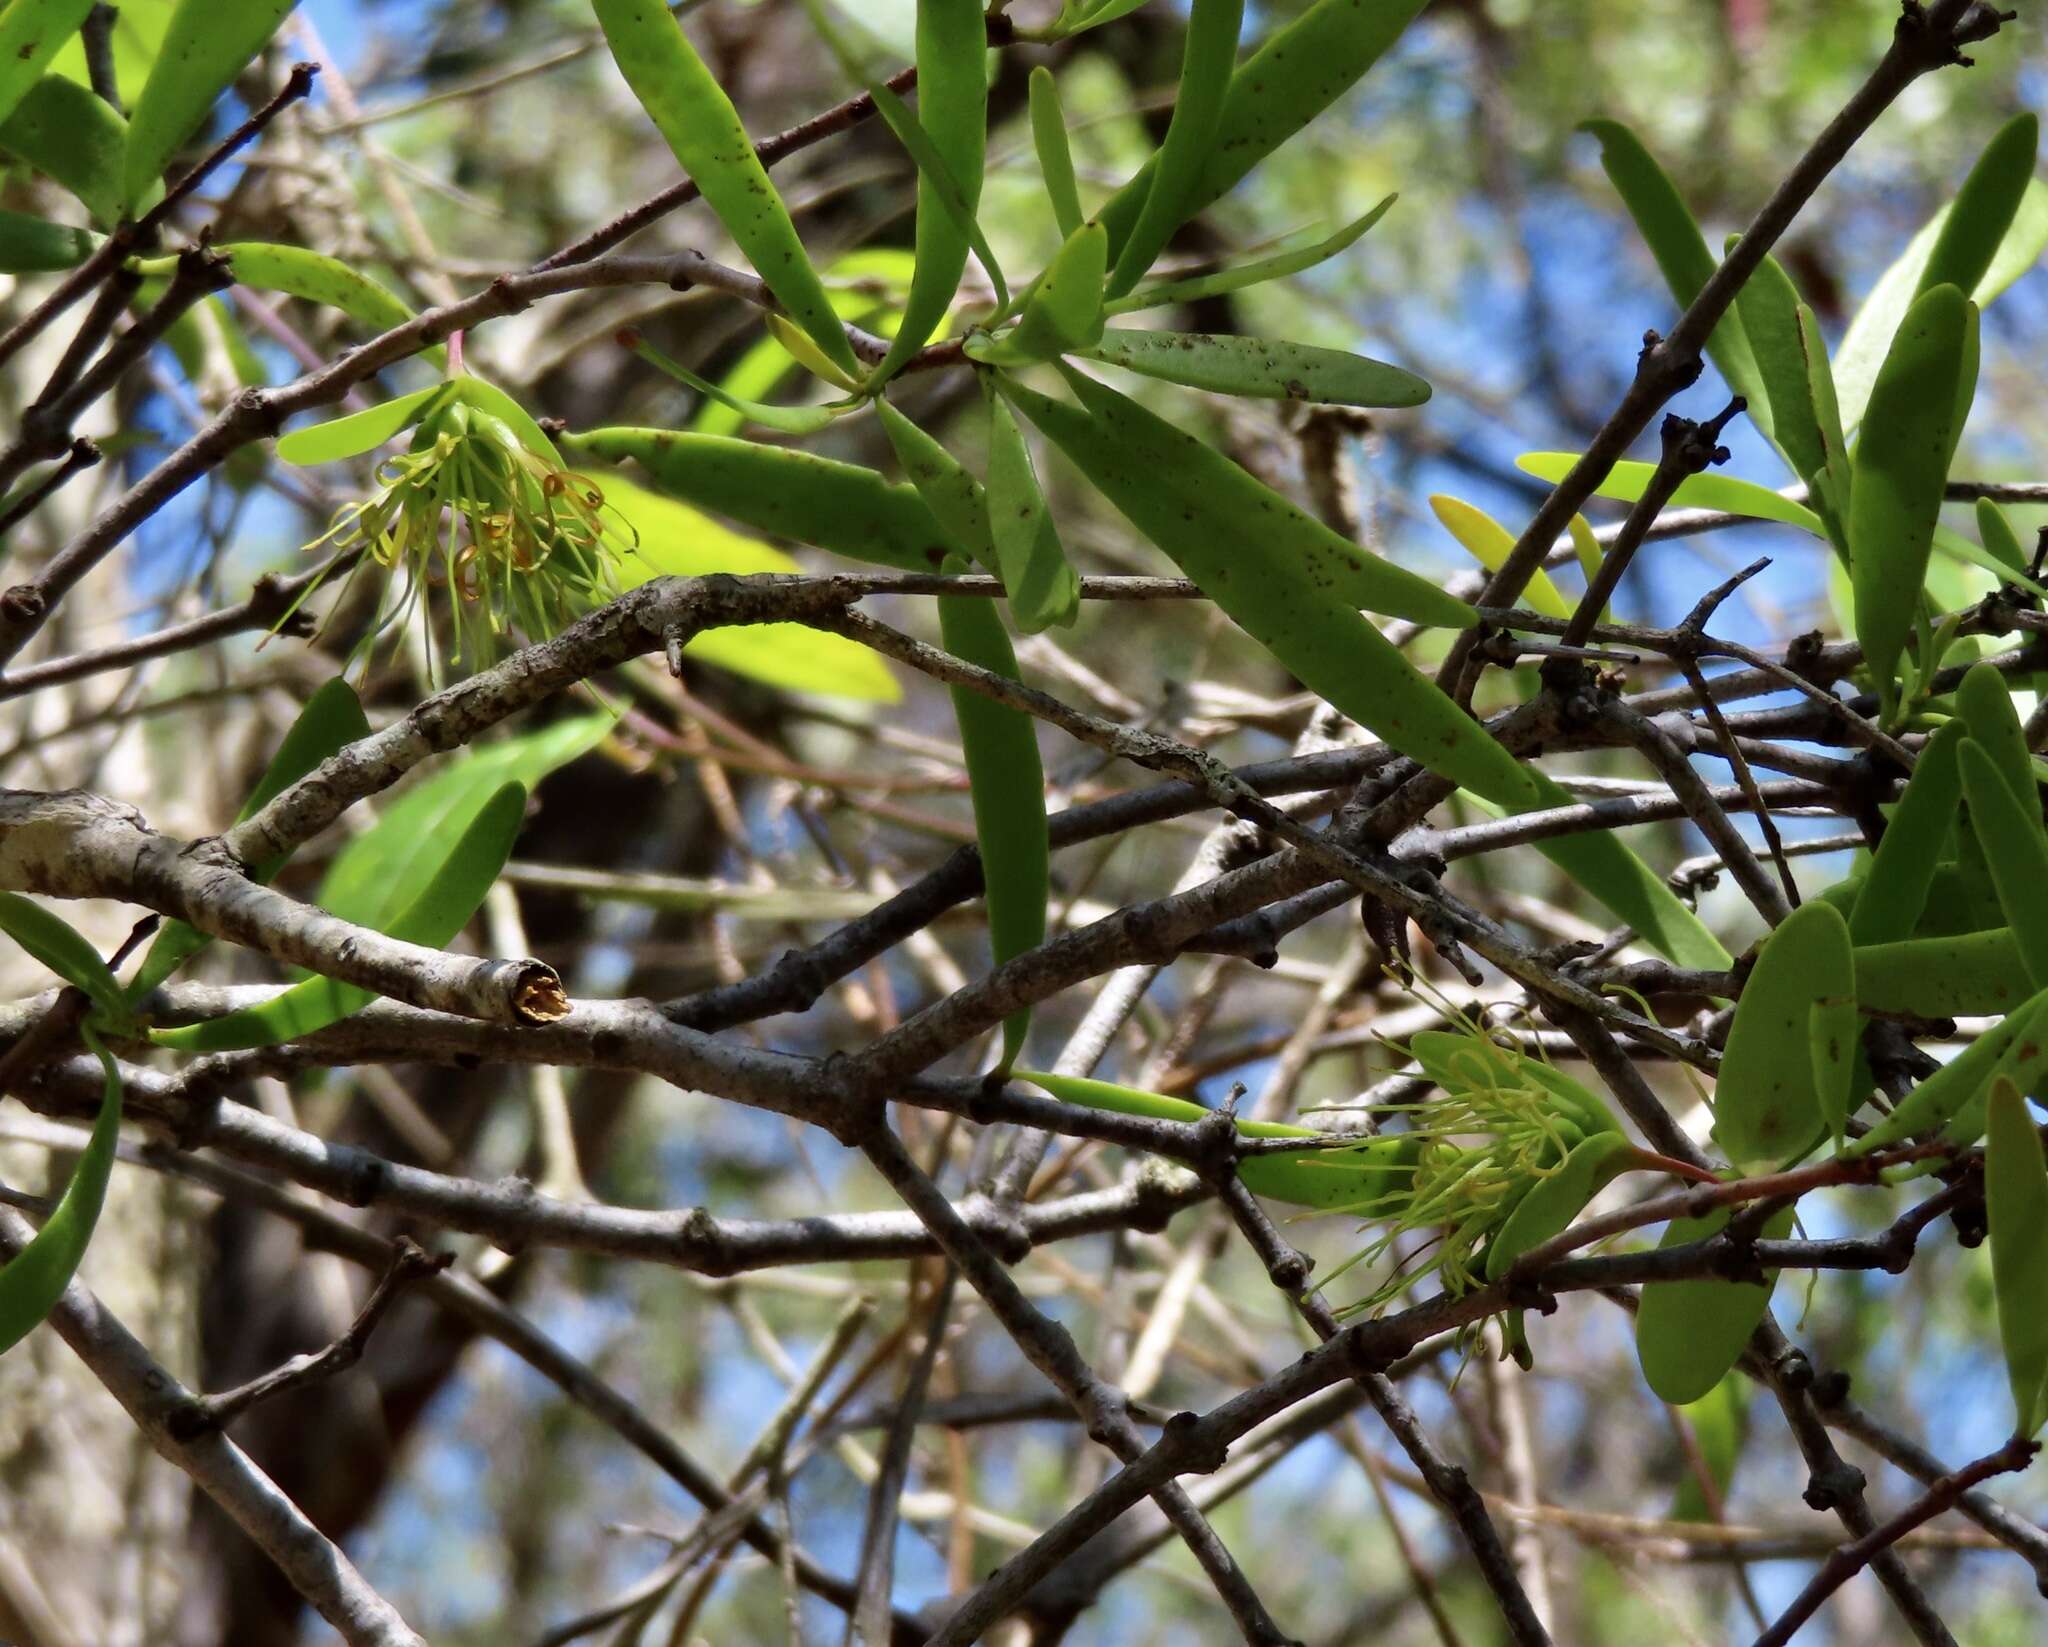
[1107,196,1394,317]
[152,783,529,1052]
[1847,984,2048,1157]
[965,220,1105,367]
[1084,327,1430,408]
[1856,927,2031,1018]
[1732,250,1828,485]
[1849,284,1975,707]
[983,378,1079,634]
[0,0,95,130]
[1105,0,1243,297]
[123,0,300,212]
[0,1026,122,1358]
[1835,172,2048,434]
[1713,900,1853,1170]
[1987,1075,2048,1436]
[0,72,126,225]
[567,425,954,574]
[48,0,169,107]
[1635,1202,1794,1405]
[1580,118,1766,432]
[1483,1132,1637,1281]
[1033,366,1474,630]
[1958,740,2048,990]
[1957,660,2035,808]
[873,396,998,573]
[275,383,451,466]
[1010,369,1508,777]
[1978,498,2029,573]
[1013,1068,1415,1212]
[1014,369,1724,966]
[1920,113,2039,309]
[591,0,859,377]
[597,470,898,701]
[619,328,845,435]
[1012,370,1722,965]
[318,717,610,932]
[1848,718,1966,947]
[1429,494,1569,620]
[1515,452,1821,533]
[0,893,129,1029]
[938,578,1047,1070]
[0,207,95,273]
[127,678,372,1002]
[1028,66,1084,241]
[1672,1376,1749,1523]
[871,0,985,381]
[1798,303,1852,537]
[1094,0,1427,277]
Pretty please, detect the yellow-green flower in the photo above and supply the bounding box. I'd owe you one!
[278,376,635,677]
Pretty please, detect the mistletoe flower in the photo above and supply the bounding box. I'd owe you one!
[275,375,635,676]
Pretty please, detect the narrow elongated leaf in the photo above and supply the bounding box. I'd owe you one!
[153,782,529,1052]
[1037,366,1472,630]
[568,426,955,574]
[1978,498,2029,573]
[0,208,95,273]
[317,720,609,931]
[1013,1069,1414,1212]
[1028,66,1084,240]
[938,578,1047,1070]
[1920,114,2039,306]
[1581,119,1765,428]
[618,329,846,435]
[128,678,372,1001]
[1798,304,1852,534]
[1086,328,1430,408]
[1987,1075,2048,1436]
[983,379,1079,633]
[1672,1377,1749,1523]
[124,0,300,211]
[1516,453,1821,533]
[592,0,858,377]
[1108,195,1394,316]
[1856,927,2031,1018]
[1732,251,1827,484]
[965,220,1105,367]
[1835,171,2048,433]
[0,893,128,1028]
[1430,495,1568,619]
[1484,1133,1637,1280]
[1812,983,1861,1151]
[872,399,997,571]
[597,470,898,701]
[1958,740,2048,990]
[1850,284,1974,706]
[1015,370,1727,967]
[1106,0,1243,297]
[275,383,451,466]
[1636,1203,1794,1404]
[1957,661,2035,807]
[1095,0,1428,271]
[1714,900,1853,1169]
[1848,717,1966,946]
[206,242,444,364]
[0,1027,121,1358]
[872,0,985,380]
[0,72,125,225]
[1848,985,2048,1156]
[0,0,95,131]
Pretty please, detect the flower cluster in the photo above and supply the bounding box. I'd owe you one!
[280,377,634,678]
